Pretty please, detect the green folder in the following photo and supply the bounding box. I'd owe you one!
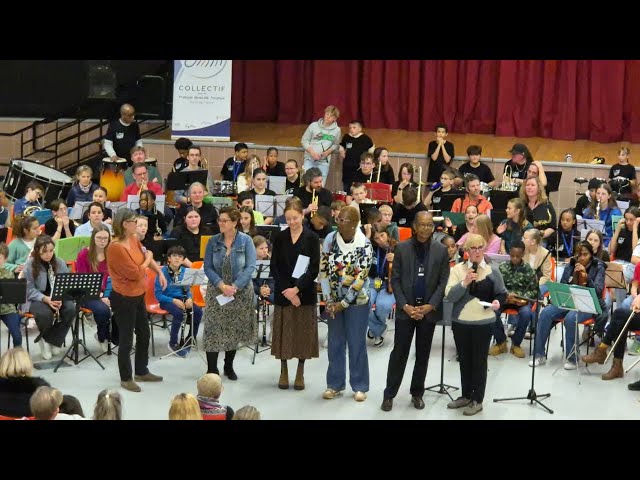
[54,237,91,262]
[611,215,623,231]
[546,281,602,315]
[442,211,466,226]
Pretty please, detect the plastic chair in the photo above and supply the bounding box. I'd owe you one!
[144,268,169,356]
[398,227,412,242]
[5,227,13,245]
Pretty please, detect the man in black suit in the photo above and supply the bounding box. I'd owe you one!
[381,211,450,411]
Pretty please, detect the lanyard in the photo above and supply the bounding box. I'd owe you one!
[232,161,242,181]
[561,231,574,256]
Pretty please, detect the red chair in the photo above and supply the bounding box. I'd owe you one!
[144,268,169,356]
[398,227,412,242]
[190,261,206,308]
[365,182,393,203]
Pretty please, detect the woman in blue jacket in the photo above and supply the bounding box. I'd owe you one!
[203,206,256,380]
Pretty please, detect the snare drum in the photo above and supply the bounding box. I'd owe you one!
[145,158,158,168]
[3,159,73,204]
[211,180,236,197]
[100,157,128,201]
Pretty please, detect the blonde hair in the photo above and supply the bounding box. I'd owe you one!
[619,146,631,156]
[473,214,495,244]
[463,233,487,251]
[30,386,63,420]
[74,165,93,183]
[519,176,548,204]
[93,389,122,420]
[324,105,340,119]
[197,373,222,399]
[524,228,542,246]
[232,405,261,420]
[169,393,202,420]
[378,204,393,215]
[0,347,33,378]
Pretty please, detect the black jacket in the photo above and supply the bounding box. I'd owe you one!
[0,376,50,418]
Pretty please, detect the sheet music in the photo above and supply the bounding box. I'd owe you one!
[253,260,271,279]
[127,195,166,213]
[268,176,287,195]
[216,294,234,306]
[107,201,127,214]
[255,194,292,217]
[69,201,92,220]
[485,253,511,264]
[570,286,600,315]
[176,268,208,286]
[582,218,606,233]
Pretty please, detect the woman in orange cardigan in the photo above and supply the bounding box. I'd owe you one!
[107,208,166,393]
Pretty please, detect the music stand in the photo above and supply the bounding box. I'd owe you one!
[160,268,208,363]
[256,225,280,243]
[425,299,459,401]
[255,194,291,218]
[52,273,105,372]
[0,278,26,305]
[166,170,209,192]
[250,260,272,364]
[545,172,562,193]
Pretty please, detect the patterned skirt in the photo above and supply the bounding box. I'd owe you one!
[271,304,319,360]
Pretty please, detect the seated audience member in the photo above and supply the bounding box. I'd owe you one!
[172,137,194,172]
[196,373,234,420]
[74,202,113,237]
[93,389,123,420]
[169,393,203,420]
[119,163,163,202]
[58,395,85,418]
[81,187,113,224]
[13,181,43,216]
[66,165,99,208]
[442,235,461,267]
[0,244,21,347]
[155,246,203,357]
[488,240,538,359]
[124,146,162,187]
[6,215,40,273]
[75,226,115,352]
[0,348,49,418]
[29,386,67,420]
[392,186,427,228]
[450,174,493,215]
[169,209,215,267]
[232,405,261,420]
[173,182,218,228]
[25,235,75,360]
[45,199,76,241]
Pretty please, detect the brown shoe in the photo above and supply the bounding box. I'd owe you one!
[294,371,305,391]
[120,380,141,392]
[602,358,624,380]
[510,345,525,358]
[134,372,163,382]
[489,342,508,356]
[581,345,607,365]
[278,368,289,390]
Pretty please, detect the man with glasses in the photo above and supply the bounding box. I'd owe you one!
[120,163,163,201]
[351,152,377,185]
[381,211,451,412]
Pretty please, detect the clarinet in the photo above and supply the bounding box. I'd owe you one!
[48,263,60,324]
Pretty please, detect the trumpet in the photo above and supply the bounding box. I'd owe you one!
[311,188,318,217]
[299,167,305,187]
[200,156,208,170]
[138,181,148,196]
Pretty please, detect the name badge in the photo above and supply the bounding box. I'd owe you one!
[418,265,425,277]
[374,278,383,290]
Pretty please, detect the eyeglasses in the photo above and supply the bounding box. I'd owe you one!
[218,218,232,224]
[124,219,137,224]
[335,217,353,224]
[468,246,485,252]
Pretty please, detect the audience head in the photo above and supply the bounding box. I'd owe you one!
[233,405,261,420]
[59,395,85,417]
[30,386,63,420]
[197,373,223,399]
[93,389,122,420]
[0,347,33,379]
[169,393,202,420]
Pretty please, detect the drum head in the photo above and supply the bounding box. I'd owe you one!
[3,159,73,203]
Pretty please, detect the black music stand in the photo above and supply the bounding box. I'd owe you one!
[250,260,272,364]
[166,170,209,191]
[160,268,207,363]
[545,172,562,193]
[425,300,459,401]
[53,273,105,372]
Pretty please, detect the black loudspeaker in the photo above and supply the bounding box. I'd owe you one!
[87,60,116,100]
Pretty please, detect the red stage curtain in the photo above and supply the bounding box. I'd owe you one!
[231,60,640,143]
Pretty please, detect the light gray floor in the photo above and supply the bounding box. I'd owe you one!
[3,317,640,420]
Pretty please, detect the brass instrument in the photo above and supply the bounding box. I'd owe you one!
[23,205,43,216]
[497,165,519,192]
[311,188,318,218]
[417,165,423,201]
[138,181,148,196]
[376,160,382,183]
[595,202,601,220]
[200,156,208,170]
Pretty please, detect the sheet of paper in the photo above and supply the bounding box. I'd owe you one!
[216,294,234,306]
[292,255,310,279]
[478,301,494,308]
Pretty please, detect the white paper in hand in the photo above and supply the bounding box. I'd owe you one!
[292,255,310,279]
[478,301,494,308]
[216,294,234,306]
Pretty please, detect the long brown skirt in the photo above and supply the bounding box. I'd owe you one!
[271,304,319,360]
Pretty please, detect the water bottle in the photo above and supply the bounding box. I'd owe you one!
[565,153,573,163]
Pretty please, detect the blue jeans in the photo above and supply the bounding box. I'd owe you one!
[326,303,370,392]
[1,312,21,347]
[534,304,593,362]
[160,301,203,346]
[368,284,395,337]
[493,304,532,347]
[303,158,330,186]
[82,298,112,343]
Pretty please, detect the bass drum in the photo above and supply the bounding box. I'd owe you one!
[3,159,73,205]
[100,157,128,202]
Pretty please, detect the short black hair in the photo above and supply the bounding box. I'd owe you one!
[510,240,525,251]
[467,145,482,156]
[236,191,253,204]
[167,245,187,258]
[174,137,193,151]
[235,142,249,152]
[435,123,448,133]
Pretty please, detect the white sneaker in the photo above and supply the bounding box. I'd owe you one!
[528,357,546,367]
[564,361,577,370]
[49,344,61,355]
[507,325,516,337]
[39,341,52,360]
[94,333,108,352]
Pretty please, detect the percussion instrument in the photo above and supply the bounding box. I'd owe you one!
[100,157,127,202]
[144,157,158,168]
[210,180,236,197]
[2,159,73,204]
[333,191,347,202]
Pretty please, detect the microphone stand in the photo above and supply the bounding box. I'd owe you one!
[493,249,553,414]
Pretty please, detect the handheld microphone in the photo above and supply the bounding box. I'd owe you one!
[470,261,479,291]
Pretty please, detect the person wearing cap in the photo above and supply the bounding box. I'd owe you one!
[576,178,605,215]
[503,144,533,186]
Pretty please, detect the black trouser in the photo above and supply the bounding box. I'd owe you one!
[206,350,236,373]
[384,315,436,398]
[111,291,149,381]
[605,308,640,360]
[30,300,75,347]
[452,322,492,403]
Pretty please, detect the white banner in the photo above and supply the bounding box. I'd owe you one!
[171,60,232,141]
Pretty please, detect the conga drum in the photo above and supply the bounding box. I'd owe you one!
[100,157,127,201]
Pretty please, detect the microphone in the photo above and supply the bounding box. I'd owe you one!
[470,261,479,291]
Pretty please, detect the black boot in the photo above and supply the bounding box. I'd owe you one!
[224,350,238,381]
[206,352,219,375]
[628,379,640,391]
